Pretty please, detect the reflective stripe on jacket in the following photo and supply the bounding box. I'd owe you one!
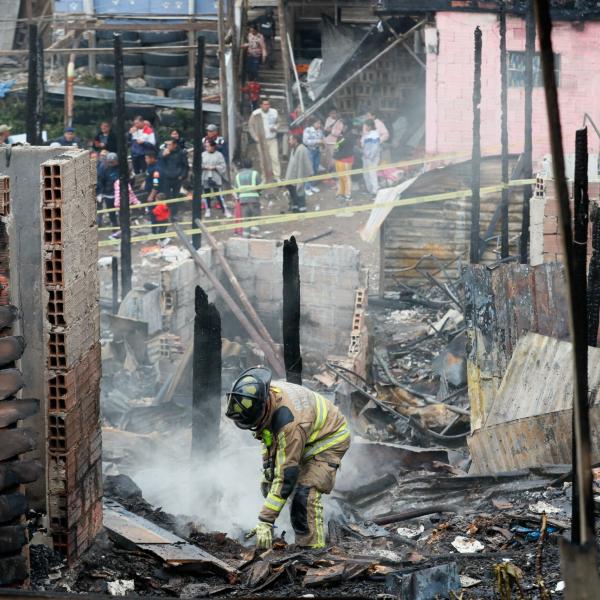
[257,381,349,523]
[235,169,261,202]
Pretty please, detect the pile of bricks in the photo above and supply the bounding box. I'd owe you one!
[41,154,102,563]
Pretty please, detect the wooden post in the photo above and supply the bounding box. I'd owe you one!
[192,36,205,250]
[64,48,76,128]
[26,24,40,145]
[217,0,229,149]
[87,30,96,77]
[534,0,595,547]
[283,236,302,385]
[114,34,132,298]
[520,0,535,264]
[470,27,482,265]
[499,1,510,259]
[191,286,221,459]
[111,257,119,315]
[277,0,293,114]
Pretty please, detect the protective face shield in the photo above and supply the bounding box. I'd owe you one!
[225,366,272,430]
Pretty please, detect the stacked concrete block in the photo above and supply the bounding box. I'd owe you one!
[41,152,102,563]
[224,239,361,360]
[159,247,217,341]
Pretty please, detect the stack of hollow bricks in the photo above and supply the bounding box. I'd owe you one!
[531,176,600,265]
[41,153,102,563]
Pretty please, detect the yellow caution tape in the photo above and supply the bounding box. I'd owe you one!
[97,148,500,215]
[98,178,535,247]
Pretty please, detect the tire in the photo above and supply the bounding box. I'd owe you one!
[97,38,142,48]
[97,30,139,42]
[168,86,194,100]
[139,31,187,45]
[144,74,189,90]
[97,63,145,79]
[142,51,188,67]
[198,29,218,45]
[206,56,220,68]
[205,65,220,80]
[144,64,188,78]
[97,53,143,66]
[157,109,178,127]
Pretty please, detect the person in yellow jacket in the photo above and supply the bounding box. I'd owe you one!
[225,366,350,549]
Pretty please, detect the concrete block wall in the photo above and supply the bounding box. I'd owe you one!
[224,239,361,359]
[159,247,218,343]
[41,152,102,563]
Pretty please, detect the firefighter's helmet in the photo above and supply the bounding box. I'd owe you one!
[225,366,272,430]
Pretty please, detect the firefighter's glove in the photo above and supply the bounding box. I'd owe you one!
[246,521,273,549]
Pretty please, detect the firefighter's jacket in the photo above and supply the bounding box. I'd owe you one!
[256,381,350,524]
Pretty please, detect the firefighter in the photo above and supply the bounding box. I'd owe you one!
[225,367,350,549]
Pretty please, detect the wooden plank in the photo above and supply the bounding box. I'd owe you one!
[103,500,238,579]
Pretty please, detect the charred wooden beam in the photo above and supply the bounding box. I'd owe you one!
[114,34,132,298]
[0,337,25,367]
[470,26,482,264]
[520,0,535,264]
[191,286,222,459]
[588,204,600,345]
[283,237,302,385]
[0,369,24,401]
[0,398,39,428]
[0,306,19,330]
[0,556,28,586]
[500,1,510,259]
[534,0,595,547]
[0,461,43,493]
[0,493,28,524]
[0,429,35,462]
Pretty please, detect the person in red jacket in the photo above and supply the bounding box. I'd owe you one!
[151,193,170,243]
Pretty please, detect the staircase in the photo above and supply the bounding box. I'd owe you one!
[247,2,290,117]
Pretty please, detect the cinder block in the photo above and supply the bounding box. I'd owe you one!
[249,239,277,260]
[225,237,249,259]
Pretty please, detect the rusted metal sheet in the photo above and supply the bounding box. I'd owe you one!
[469,333,600,473]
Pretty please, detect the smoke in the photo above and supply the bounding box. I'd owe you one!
[118,419,294,541]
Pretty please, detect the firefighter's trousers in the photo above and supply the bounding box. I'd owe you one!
[290,438,350,548]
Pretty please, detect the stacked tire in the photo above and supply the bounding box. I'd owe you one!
[141,30,189,92]
[96,31,144,80]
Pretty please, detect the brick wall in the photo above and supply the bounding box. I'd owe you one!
[41,152,102,563]
[224,239,362,359]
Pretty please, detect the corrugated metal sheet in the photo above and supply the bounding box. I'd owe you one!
[382,155,523,288]
[469,332,600,473]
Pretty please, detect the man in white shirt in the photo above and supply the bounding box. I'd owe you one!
[249,99,281,181]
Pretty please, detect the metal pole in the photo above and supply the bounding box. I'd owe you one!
[470,27,482,264]
[499,1,510,259]
[533,0,595,546]
[26,24,39,145]
[283,236,302,385]
[192,286,221,459]
[217,0,229,147]
[114,34,132,298]
[520,0,535,264]
[111,257,119,315]
[192,36,205,250]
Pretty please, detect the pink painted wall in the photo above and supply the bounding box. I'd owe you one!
[425,12,600,164]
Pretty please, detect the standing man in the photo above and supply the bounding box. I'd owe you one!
[249,99,280,182]
[94,121,118,153]
[242,24,267,82]
[129,115,157,174]
[323,108,343,171]
[333,120,355,203]
[96,152,119,227]
[255,9,276,69]
[160,137,188,219]
[202,140,231,218]
[225,366,350,549]
[285,134,312,213]
[302,117,324,195]
[55,127,81,147]
[144,151,168,235]
[235,159,262,236]
[365,111,390,144]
